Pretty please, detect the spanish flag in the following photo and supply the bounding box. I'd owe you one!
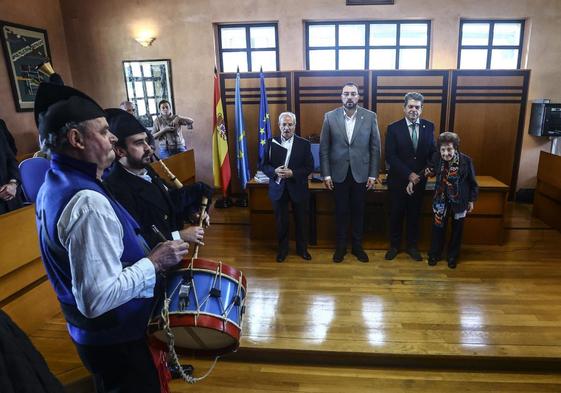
[212,68,231,196]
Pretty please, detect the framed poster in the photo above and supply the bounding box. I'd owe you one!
[122,59,174,128]
[0,21,52,112]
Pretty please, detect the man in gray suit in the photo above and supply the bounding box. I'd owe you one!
[320,82,381,263]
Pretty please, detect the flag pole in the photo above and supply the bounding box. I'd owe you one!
[234,65,249,208]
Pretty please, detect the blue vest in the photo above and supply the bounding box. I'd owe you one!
[36,154,154,345]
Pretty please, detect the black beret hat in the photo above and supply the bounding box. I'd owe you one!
[104,108,148,141]
[34,83,106,140]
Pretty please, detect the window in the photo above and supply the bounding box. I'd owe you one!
[458,19,524,69]
[305,20,430,70]
[217,23,279,72]
[123,60,173,128]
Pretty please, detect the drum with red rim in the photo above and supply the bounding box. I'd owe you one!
[148,258,247,356]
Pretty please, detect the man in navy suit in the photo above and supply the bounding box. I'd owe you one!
[385,92,436,261]
[260,112,314,262]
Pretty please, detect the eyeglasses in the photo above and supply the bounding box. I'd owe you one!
[280,123,295,127]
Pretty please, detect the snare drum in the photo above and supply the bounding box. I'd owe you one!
[148,258,247,356]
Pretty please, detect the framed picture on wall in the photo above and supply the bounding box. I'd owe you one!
[122,59,174,128]
[0,21,52,112]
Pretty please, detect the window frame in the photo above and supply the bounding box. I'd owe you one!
[122,59,174,128]
[457,19,525,70]
[304,20,431,70]
[217,22,280,72]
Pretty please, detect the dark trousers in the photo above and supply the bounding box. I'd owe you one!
[428,207,465,261]
[388,186,424,249]
[333,169,367,249]
[74,338,160,393]
[272,188,308,253]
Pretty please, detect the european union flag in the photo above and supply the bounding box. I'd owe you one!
[257,70,272,163]
[235,71,251,189]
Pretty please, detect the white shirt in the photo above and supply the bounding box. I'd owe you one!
[281,135,294,167]
[274,135,295,184]
[123,166,153,184]
[344,110,357,143]
[57,190,156,318]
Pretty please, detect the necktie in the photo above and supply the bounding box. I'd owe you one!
[410,123,418,151]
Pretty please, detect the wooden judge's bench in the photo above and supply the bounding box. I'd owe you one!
[248,175,509,248]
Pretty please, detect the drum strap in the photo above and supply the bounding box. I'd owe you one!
[160,295,220,383]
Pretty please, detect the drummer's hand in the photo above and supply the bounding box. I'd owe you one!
[149,240,189,272]
[180,226,205,245]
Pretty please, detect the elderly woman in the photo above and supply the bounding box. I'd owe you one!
[151,99,193,159]
[407,132,478,269]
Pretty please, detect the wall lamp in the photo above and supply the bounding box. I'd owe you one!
[135,36,156,47]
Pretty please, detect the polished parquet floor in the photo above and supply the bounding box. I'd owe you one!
[30,203,561,392]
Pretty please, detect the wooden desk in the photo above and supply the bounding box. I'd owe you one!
[150,149,196,187]
[533,151,561,231]
[248,176,508,247]
[0,205,60,334]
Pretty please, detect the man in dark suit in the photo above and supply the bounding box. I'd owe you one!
[320,82,381,263]
[385,92,436,261]
[0,119,22,214]
[260,112,313,262]
[103,108,206,249]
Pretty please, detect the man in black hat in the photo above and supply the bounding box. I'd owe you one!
[103,108,207,249]
[34,82,189,392]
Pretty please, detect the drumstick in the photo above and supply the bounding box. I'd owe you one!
[192,196,209,259]
[151,225,168,242]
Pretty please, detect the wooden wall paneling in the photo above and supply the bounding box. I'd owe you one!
[535,151,561,191]
[221,72,291,194]
[294,70,369,140]
[449,70,530,197]
[533,151,561,231]
[371,70,449,172]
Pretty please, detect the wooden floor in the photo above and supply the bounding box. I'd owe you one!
[30,202,561,392]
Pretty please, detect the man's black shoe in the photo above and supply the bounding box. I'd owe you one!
[447,258,457,269]
[351,247,369,263]
[297,250,312,260]
[276,250,288,263]
[333,248,346,263]
[428,255,440,266]
[384,248,399,260]
[407,248,423,261]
